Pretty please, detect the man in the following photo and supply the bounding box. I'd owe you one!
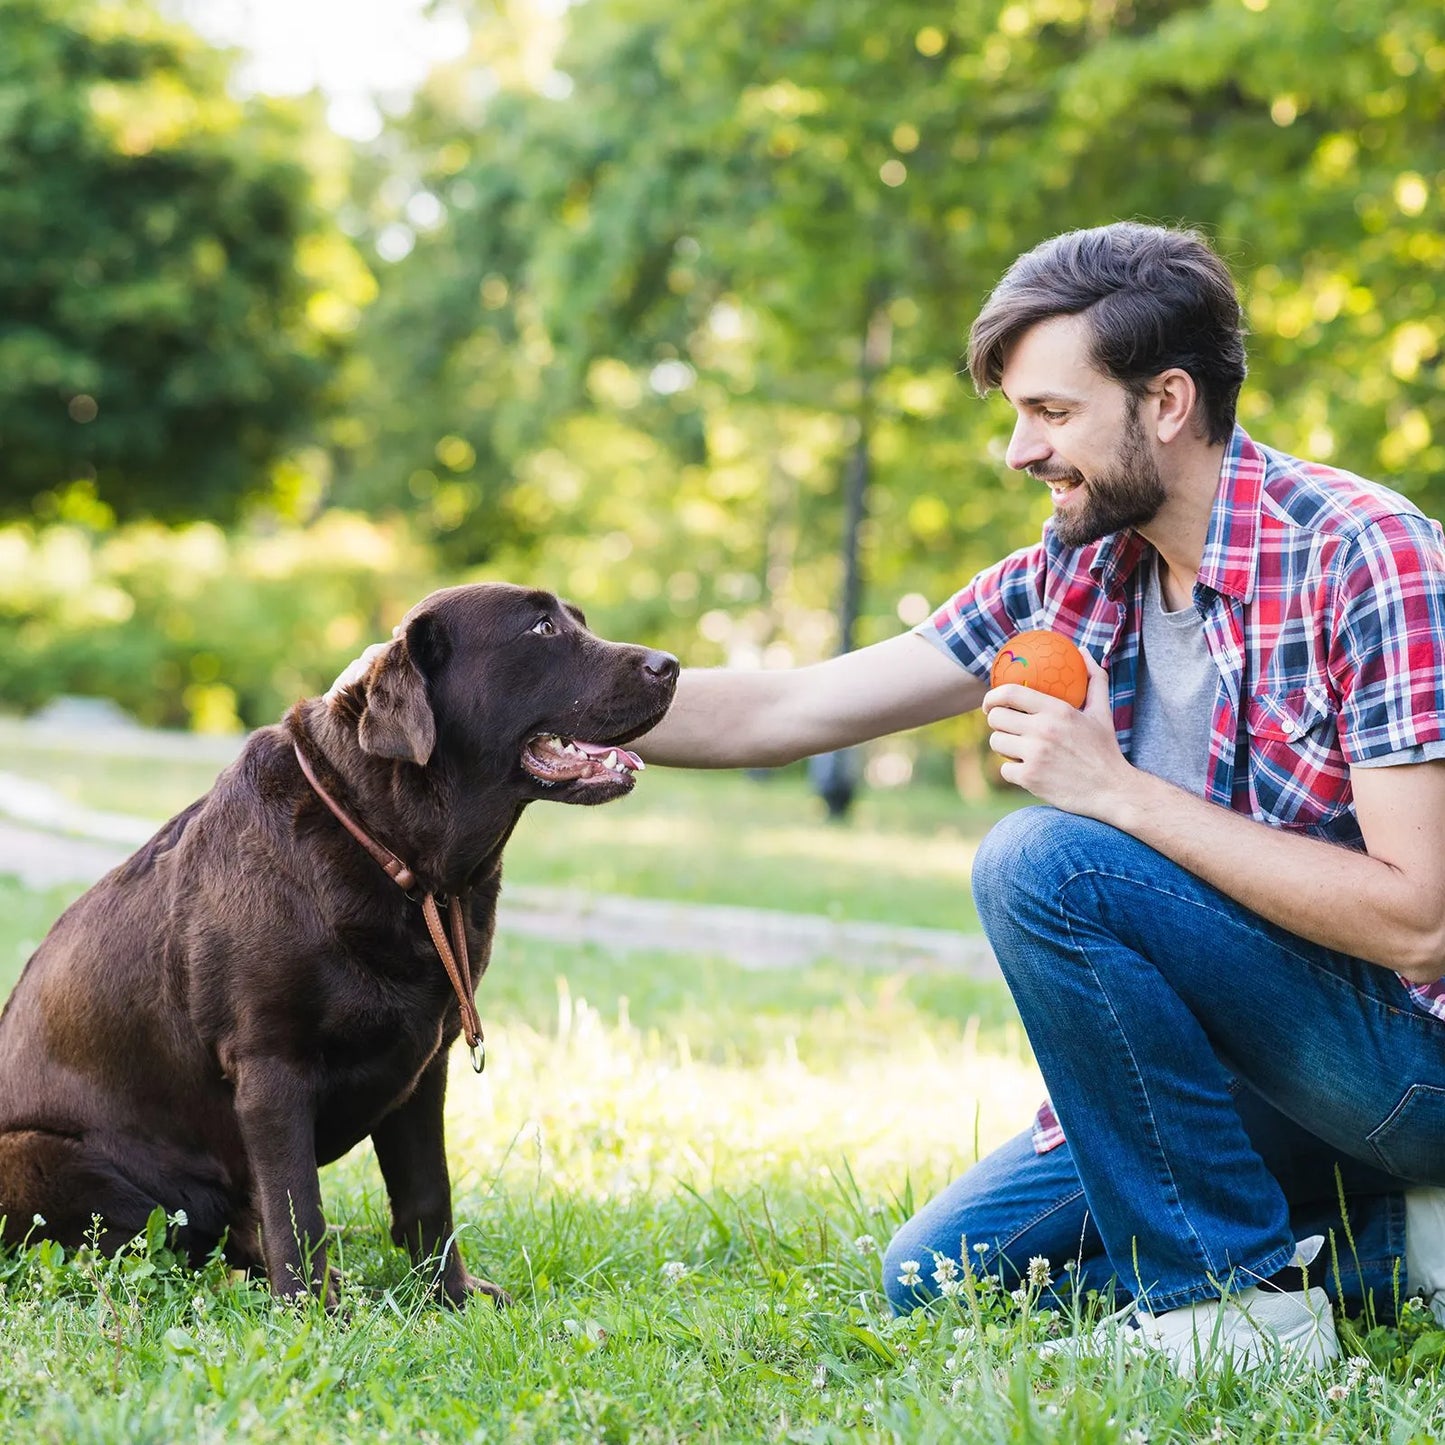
[635,222,1445,1372]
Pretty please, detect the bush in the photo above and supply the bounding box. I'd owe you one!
[0,513,439,730]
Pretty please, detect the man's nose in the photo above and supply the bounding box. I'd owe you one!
[1005,414,1050,472]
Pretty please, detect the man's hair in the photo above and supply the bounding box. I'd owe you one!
[967,222,1247,444]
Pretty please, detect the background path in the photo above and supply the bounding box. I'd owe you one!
[0,756,999,978]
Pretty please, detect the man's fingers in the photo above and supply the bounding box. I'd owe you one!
[1081,648,1112,717]
[987,725,1029,762]
[985,704,1025,736]
[325,641,388,701]
[981,682,1058,715]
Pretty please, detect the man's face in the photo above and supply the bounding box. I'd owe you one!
[998,314,1166,548]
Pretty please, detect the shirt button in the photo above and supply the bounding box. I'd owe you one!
[1282,720,1299,737]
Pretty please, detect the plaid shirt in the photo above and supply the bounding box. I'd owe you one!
[920,427,1445,1153]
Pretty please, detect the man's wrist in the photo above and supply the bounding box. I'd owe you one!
[1101,763,1174,837]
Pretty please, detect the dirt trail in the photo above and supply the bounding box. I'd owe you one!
[0,736,998,976]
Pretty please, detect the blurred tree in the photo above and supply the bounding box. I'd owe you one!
[341,0,1443,663]
[0,0,372,521]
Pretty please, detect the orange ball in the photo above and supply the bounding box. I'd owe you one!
[989,629,1089,709]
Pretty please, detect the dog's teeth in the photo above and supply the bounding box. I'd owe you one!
[603,751,619,770]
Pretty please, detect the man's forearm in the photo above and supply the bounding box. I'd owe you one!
[634,632,988,771]
[633,668,802,769]
[1104,772,1445,983]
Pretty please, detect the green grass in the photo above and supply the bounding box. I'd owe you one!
[0,732,1020,929]
[5,763,1445,1440]
[0,744,231,825]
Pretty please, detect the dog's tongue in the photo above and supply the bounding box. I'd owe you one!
[570,739,644,771]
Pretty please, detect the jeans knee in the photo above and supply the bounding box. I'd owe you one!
[971,806,1092,927]
[881,1222,939,1314]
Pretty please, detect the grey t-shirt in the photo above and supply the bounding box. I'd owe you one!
[1129,554,1215,795]
[1130,551,1445,790]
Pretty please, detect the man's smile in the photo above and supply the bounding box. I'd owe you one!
[1028,465,1084,500]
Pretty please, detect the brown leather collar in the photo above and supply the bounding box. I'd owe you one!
[293,741,485,1073]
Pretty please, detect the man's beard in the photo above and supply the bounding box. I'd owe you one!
[1034,404,1166,548]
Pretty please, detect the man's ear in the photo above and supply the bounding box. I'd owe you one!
[357,624,437,766]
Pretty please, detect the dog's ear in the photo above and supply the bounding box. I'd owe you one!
[357,621,437,766]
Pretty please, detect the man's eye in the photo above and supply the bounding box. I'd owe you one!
[531,617,556,636]
[1040,408,1068,423]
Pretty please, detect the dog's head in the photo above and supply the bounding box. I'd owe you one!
[335,583,677,805]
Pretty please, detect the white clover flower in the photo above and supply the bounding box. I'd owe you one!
[812,1364,827,1390]
[953,1326,973,1344]
[1345,1355,1370,1384]
[931,1253,959,1285]
[938,1280,962,1299]
[897,1260,922,1287]
[854,1234,878,1256]
[660,1260,688,1282]
[1027,1256,1052,1289]
[1010,1287,1029,1304]
[170,1209,188,1228]
[972,1241,989,1255]
[1325,1382,1350,1403]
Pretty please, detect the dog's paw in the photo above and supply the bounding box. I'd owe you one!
[443,1271,511,1309]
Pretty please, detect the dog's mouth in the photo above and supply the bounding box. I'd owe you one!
[520,733,646,791]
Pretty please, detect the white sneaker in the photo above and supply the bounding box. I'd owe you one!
[1405,1186,1445,1325]
[1053,1285,1338,1377]
[1131,1284,1339,1377]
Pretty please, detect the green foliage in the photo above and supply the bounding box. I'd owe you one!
[0,513,434,729]
[0,0,372,522]
[3,0,1441,765]
[341,0,1444,676]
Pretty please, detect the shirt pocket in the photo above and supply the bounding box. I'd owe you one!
[1243,684,1351,830]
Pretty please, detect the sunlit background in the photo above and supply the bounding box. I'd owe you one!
[170,0,473,140]
[2,1,1440,808]
[1,9,1443,1434]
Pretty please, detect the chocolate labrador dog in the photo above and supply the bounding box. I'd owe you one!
[0,583,677,1305]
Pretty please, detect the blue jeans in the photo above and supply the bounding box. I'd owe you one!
[885,807,1445,1316]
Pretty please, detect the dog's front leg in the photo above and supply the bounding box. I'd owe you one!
[371,1048,508,1307]
[233,1059,335,1305]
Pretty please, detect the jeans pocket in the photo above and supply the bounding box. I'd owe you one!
[1367,1084,1445,1183]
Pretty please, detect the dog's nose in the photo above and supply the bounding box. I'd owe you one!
[642,649,679,683]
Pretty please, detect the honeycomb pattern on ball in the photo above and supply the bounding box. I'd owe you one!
[989,630,1089,709]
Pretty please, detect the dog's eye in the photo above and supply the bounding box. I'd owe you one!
[531,617,557,637]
